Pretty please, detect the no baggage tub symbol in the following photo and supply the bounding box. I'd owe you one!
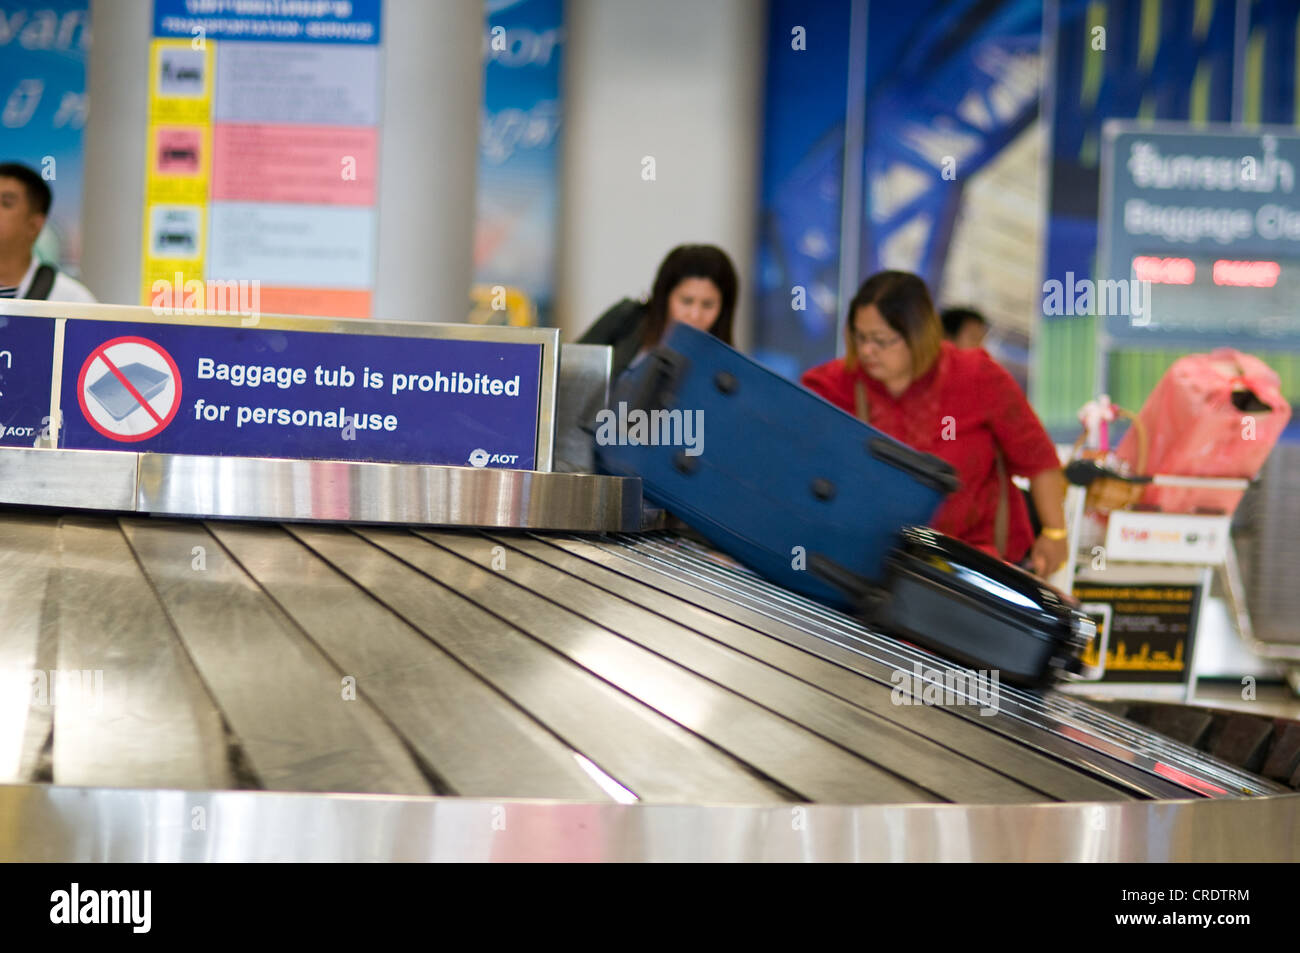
[76,336,182,442]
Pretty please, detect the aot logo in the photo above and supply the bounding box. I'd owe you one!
[468,448,520,468]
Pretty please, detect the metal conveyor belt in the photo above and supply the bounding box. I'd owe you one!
[0,511,1286,805]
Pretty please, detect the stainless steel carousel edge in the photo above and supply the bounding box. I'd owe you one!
[1,783,1296,862]
[0,447,641,531]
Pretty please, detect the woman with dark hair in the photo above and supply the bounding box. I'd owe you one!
[801,271,1069,576]
[578,244,737,379]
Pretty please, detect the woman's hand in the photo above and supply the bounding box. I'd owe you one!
[1029,532,1070,577]
[1027,467,1069,577]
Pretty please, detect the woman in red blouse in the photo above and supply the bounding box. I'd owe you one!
[802,271,1070,576]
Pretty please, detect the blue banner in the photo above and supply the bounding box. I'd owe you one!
[752,0,853,378]
[153,0,381,44]
[58,320,541,468]
[473,0,564,326]
[753,0,1041,385]
[0,0,90,276]
[0,314,55,446]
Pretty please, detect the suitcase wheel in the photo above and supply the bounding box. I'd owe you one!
[713,371,739,395]
[810,477,836,501]
[673,451,700,475]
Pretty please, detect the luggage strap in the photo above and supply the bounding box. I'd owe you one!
[25,263,57,300]
[993,452,1009,558]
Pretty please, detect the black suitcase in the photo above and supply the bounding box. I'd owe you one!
[814,525,1097,688]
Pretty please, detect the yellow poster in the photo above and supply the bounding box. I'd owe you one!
[140,204,206,309]
[145,122,211,204]
[142,39,214,305]
[147,38,215,124]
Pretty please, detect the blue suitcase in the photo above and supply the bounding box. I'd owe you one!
[594,323,958,608]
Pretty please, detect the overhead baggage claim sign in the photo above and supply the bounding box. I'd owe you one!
[1099,122,1300,349]
[0,308,552,470]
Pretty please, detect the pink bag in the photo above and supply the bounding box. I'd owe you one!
[1114,349,1291,515]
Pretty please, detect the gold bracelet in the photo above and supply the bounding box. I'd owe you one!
[1040,526,1068,541]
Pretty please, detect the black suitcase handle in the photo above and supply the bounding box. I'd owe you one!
[808,552,889,619]
[617,347,689,414]
[867,437,960,494]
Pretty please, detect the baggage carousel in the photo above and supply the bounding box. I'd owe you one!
[1,449,1297,861]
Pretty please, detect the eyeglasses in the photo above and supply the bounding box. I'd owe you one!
[851,329,904,351]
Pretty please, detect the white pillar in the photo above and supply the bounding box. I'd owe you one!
[556,0,766,349]
[81,0,151,305]
[373,0,482,322]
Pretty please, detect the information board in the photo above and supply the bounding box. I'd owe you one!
[1099,122,1300,348]
[143,0,383,317]
[1073,582,1203,685]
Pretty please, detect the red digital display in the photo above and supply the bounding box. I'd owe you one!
[1212,259,1281,288]
[1137,251,1298,339]
[1132,255,1196,284]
